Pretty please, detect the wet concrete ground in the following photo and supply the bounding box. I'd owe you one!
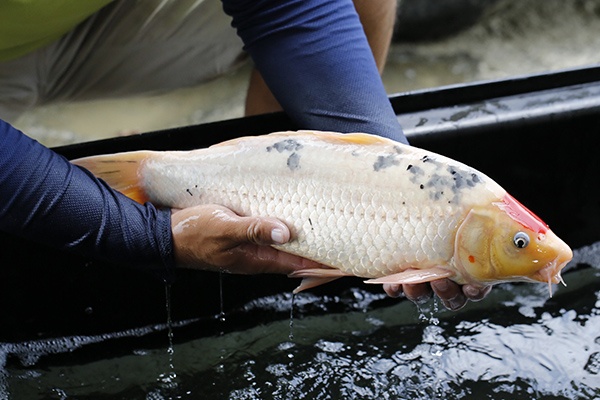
[13,0,600,147]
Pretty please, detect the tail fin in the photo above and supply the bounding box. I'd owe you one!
[72,151,154,204]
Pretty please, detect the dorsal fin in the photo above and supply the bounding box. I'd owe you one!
[296,130,393,145]
[211,130,395,149]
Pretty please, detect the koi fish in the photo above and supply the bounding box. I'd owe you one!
[73,131,572,295]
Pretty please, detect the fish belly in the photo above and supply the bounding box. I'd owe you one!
[139,132,499,278]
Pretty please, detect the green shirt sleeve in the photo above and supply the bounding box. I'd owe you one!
[0,0,113,61]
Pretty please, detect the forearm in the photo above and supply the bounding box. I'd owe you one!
[223,0,407,144]
[353,0,397,73]
[0,119,174,271]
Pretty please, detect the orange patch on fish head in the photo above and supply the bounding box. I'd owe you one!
[455,196,572,286]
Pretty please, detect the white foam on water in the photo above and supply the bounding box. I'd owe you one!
[569,240,600,270]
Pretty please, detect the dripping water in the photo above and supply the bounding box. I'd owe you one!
[216,271,227,375]
[157,282,178,390]
[289,293,296,341]
[417,297,444,398]
[218,271,226,324]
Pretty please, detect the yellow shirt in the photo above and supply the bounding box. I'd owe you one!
[0,0,113,61]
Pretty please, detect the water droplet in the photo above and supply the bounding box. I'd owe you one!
[218,312,226,323]
[217,271,227,328]
[289,293,295,341]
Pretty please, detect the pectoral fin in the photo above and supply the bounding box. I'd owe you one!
[289,268,353,294]
[364,268,454,285]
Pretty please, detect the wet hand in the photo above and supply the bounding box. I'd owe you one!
[171,204,323,275]
[382,280,492,311]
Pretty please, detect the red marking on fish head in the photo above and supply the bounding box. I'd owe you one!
[468,255,476,263]
[496,193,548,234]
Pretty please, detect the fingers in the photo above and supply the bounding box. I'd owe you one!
[401,283,433,304]
[430,279,468,311]
[231,243,325,275]
[463,284,492,302]
[382,284,403,298]
[388,280,492,311]
[236,214,290,246]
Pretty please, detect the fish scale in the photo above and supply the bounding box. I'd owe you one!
[73,130,572,293]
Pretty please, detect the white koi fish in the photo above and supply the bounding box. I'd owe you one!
[73,131,572,295]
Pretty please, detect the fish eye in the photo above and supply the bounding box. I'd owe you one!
[513,232,530,249]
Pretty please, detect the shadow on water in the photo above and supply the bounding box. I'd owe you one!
[2,242,599,399]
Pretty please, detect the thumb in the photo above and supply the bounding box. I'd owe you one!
[234,215,291,246]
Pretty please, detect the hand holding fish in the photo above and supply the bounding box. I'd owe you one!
[171,204,327,275]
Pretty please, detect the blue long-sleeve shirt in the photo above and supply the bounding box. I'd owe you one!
[0,120,174,270]
[0,0,405,269]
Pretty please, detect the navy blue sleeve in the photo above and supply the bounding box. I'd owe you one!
[0,119,174,272]
[222,0,408,144]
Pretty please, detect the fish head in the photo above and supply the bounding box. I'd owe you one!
[455,194,572,287]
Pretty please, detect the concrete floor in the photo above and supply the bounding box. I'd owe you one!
[13,0,600,147]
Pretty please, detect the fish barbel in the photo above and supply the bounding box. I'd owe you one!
[73,131,573,295]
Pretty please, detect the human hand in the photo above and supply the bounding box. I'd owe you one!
[383,280,492,311]
[171,204,323,275]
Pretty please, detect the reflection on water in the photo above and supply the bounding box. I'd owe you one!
[2,242,600,399]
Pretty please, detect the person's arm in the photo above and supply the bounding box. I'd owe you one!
[222,0,407,144]
[0,118,174,271]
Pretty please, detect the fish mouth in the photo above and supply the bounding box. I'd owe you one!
[531,231,573,283]
[529,245,573,297]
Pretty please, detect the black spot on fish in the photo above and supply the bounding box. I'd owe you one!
[287,152,301,171]
[267,139,303,153]
[407,164,413,171]
[408,165,424,176]
[408,163,486,204]
[453,174,464,189]
[373,153,399,171]
[407,165,425,186]
[186,189,193,196]
[308,218,314,231]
